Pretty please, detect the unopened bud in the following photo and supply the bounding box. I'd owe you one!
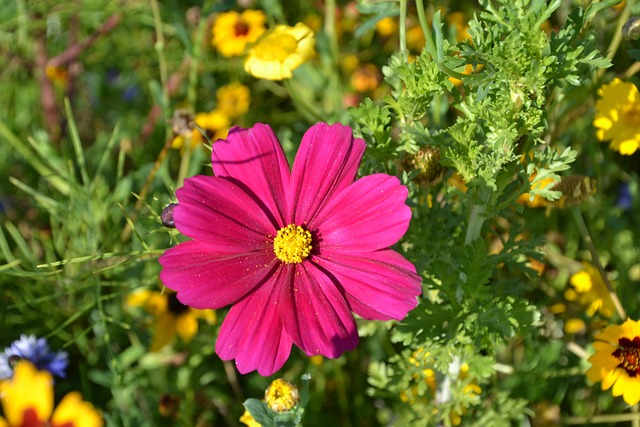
[161,203,178,228]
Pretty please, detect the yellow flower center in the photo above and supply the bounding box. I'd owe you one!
[264,378,299,412]
[273,224,312,264]
[613,337,640,377]
[622,102,640,126]
[254,33,298,61]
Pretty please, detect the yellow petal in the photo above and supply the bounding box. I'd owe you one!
[150,313,177,351]
[51,391,104,427]
[175,313,198,343]
[601,368,622,390]
[1,361,53,426]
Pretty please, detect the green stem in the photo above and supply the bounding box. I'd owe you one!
[284,80,324,122]
[399,0,408,60]
[150,0,170,118]
[177,140,193,188]
[570,206,627,321]
[187,18,207,108]
[596,0,636,80]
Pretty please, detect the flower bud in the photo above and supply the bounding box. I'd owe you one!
[161,203,178,228]
[264,378,299,412]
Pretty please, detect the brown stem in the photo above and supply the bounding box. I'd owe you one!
[47,14,121,68]
[35,36,60,143]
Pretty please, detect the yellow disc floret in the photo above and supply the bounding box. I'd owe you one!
[273,224,312,264]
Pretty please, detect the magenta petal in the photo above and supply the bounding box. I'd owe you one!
[159,240,278,309]
[314,250,422,320]
[312,174,412,252]
[290,123,365,225]
[216,273,293,376]
[279,263,358,358]
[212,124,290,226]
[174,175,277,249]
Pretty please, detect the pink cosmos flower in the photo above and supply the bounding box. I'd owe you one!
[159,122,422,376]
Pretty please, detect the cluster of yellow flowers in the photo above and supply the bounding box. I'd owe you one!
[211,10,315,81]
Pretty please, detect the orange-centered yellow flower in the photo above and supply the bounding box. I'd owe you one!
[593,78,640,155]
[587,319,640,405]
[0,361,103,427]
[212,10,266,57]
[244,23,315,81]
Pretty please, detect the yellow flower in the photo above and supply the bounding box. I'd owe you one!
[446,11,471,42]
[406,25,425,52]
[244,23,315,81]
[216,82,250,119]
[448,63,484,87]
[376,17,397,37]
[566,262,615,318]
[350,63,382,93]
[212,10,266,57]
[45,65,68,87]
[587,319,640,405]
[127,289,216,351]
[171,110,230,150]
[564,318,587,334]
[239,409,261,427]
[0,361,102,427]
[264,378,299,412]
[593,78,640,155]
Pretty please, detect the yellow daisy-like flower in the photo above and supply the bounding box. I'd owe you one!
[593,78,640,155]
[127,289,216,351]
[171,109,230,150]
[264,378,299,412]
[216,82,250,119]
[587,319,640,405]
[350,63,382,93]
[212,10,266,57]
[244,23,315,81]
[0,361,102,427]
[376,17,398,37]
[565,262,615,318]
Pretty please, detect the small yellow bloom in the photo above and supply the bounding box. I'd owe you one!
[244,23,315,81]
[45,65,68,87]
[240,409,261,427]
[446,12,471,42]
[216,82,250,119]
[564,318,587,334]
[587,319,640,405]
[264,378,299,412]
[172,110,230,150]
[376,17,397,37]
[567,262,615,318]
[0,361,102,427]
[350,63,382,93]
[593,78,640,155]
[212,10,266,57]
[448,63,484,87]
[406,25,425,52]
[127,289,216,351]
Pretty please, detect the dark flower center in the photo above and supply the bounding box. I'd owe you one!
[167,293,190,315]
[8,355,22,368]
[613,336,640,377]
[234,21,250,37]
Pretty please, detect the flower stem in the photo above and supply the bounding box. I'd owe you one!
[570,206,627,321]
[399,0,408,60]
[596,0,636,80]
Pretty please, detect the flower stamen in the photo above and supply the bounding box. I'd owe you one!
[273,224,312,264]
[613,336,640,377]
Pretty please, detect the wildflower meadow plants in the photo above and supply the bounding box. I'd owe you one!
[1,0,640,426]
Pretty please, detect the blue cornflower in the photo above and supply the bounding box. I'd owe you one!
[0,335,68,379]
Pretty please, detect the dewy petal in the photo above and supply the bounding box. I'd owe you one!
[289,123,365,225]
[312,174,412,252]
[174,175,276,249]
[278,263,358,358]
[211,124,290,226]
[159,240,278,309]
[216,271,293,376]
[313,249,422,320]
